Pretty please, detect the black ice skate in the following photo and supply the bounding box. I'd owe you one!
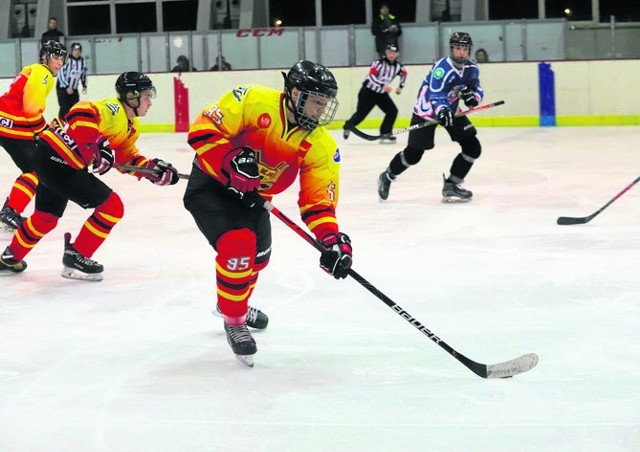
[0,247,27,273]
[224,322,257,367]
[61,232,104,281]
[379,133,397,144]
[0,198,26,232]
[442,174,473,203]
[377,169,395,201]
[213,304,269,330]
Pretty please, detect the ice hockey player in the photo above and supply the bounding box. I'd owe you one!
[184,60,353,366]
[0,72,179,280]
[342,43,407,143]
[377,31,484,202]
[0,41,67,232]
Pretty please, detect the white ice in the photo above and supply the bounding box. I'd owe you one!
[1,127,639,451]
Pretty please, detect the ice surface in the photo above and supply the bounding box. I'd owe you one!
[1,127,639,451]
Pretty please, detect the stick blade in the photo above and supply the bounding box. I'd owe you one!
[349,126,380,141]
[485,353,539,379]
[557,216,588,225]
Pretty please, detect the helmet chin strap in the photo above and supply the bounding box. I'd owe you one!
[124,96,141,117]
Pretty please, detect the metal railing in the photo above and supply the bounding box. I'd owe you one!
[1,18,639,78]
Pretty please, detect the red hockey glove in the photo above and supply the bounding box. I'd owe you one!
[90,138,114,175]
[221,146,261,208]
[145,158,179,186]
[319,232,352,279]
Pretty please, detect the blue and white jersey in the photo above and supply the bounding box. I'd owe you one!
[413,57,483,120]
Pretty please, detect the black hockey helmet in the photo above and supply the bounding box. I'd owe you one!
[115,71,156,101]
[115,72,156,116]
[282,60,339,130]
[40,40,67,62]
[449,32,473,65]
[70,42,82,52]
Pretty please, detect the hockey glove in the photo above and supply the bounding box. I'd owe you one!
[460,88,479,108]
[319,232,352,279]
[90,138,114,175]
[221,146,261,208]
[437,108,454,128]
[145,158,179,186]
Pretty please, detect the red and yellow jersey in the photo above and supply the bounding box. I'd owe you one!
[188,84,343,240]
[39,98,152,173]
[0,63,55,140]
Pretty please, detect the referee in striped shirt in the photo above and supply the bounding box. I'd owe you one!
[56,42,88,119]
[343,43,407,143]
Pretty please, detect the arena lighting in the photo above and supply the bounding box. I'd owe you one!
[564,8,573,16]
[274,18,283,26]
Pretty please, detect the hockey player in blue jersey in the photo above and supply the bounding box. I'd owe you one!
[377,31,484,202]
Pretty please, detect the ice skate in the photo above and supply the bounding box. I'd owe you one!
[224,322,257,367]
[379,133,397,144]
[61,232,104,281]
[0,247,27,273]
[442,174,473,203]
[213,304,269,330]
[377,169,395,201]
[0,198,26,232]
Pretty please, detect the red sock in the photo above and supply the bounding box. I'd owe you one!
[73,192,123,258]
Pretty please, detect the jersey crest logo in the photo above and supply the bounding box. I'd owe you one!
[106,103,120,116]
[42,74,49,85]
[257,113,271,128]
[204,104,223,125]
[232,86,249,102]
[333,148,341,163]
[255,150,289,189]
[433,68,445,79]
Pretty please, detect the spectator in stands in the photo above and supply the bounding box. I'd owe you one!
[371,2,402,57]
[210,55,232,71]
[40,17,64,45]
[475,48,489,63]
[172,55,197,72]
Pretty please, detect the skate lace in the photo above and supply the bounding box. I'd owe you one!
[66,249,99,268]
[246,307,258,324]
[228,325,252,343]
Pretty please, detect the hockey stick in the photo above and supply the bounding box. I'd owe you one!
[116,163,191,180]
[263,200,539,379]
[557,176,640,225]
[349,100,505,141]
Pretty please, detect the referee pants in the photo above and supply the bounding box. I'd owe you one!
[344,87,398,135]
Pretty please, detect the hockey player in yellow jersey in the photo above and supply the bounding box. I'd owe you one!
[0,72,179,280]
[0,41,67,232]
[185,60,352,366]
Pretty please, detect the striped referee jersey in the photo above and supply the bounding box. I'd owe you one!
[57,56,88,90]
[363,57,407,94]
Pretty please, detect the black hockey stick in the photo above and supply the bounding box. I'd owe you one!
[557,175,640,225]
[349,100,505,142]
[263,199,539,379]
[116,163,191,180]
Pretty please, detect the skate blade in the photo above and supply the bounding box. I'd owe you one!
[234,354,255,367]
[61,267,103,282]
[441,196,472,203]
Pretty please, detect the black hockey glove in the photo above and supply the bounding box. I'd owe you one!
[144,159,179,186]
[220,146,261,208]
[90,138,114,175]
[437,108,454,128]
[319,232,352,279]
[461,88,479,108]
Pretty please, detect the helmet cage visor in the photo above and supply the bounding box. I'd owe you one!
[294,90,339,130]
